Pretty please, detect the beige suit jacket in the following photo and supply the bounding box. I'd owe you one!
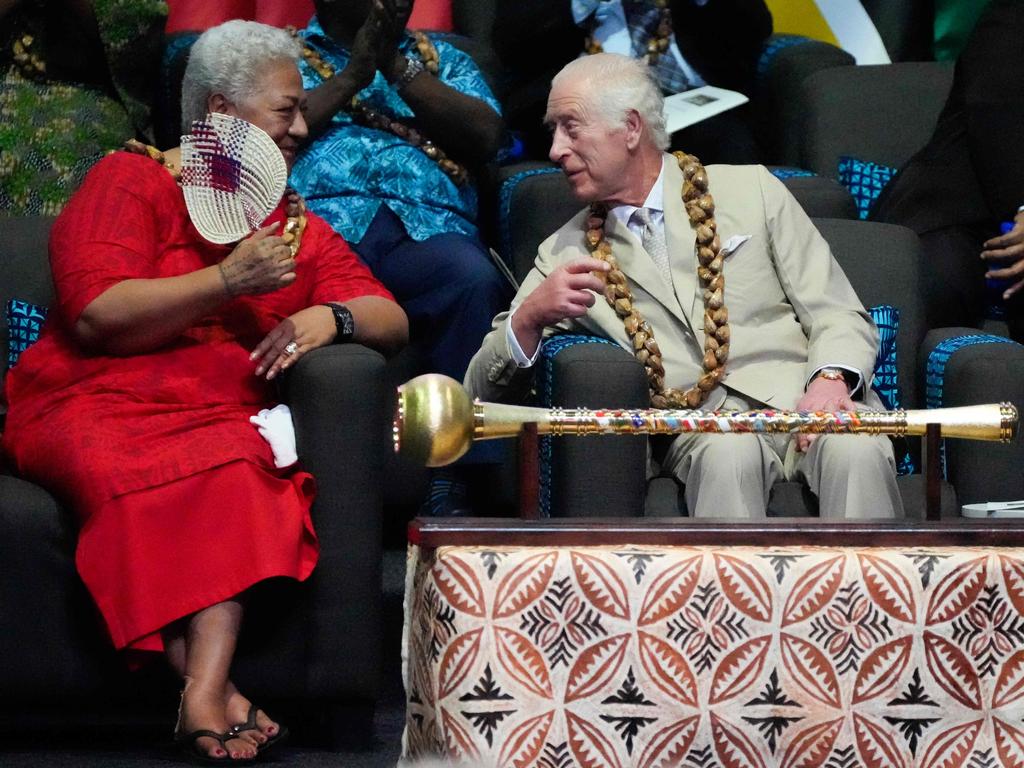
[466,160,881,411]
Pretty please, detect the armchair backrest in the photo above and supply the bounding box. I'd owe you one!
[798,62,953,178]
[812,217,926,410]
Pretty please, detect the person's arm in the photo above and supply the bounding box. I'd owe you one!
[74,224,297,356]
[304,0,503,164]
[381,52,505,165]
[510,257,609,358]
[250,296,409,381]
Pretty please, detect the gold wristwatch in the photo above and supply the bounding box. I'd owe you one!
[815,367,848,384]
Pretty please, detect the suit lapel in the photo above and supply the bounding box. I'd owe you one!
[662,158,702,331]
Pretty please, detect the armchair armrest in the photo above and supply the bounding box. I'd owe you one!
[920,328,1024,507]
[279,344,388,699]
[540,338,648,518]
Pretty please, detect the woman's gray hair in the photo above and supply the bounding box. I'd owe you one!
[180,20,301,132]
[552,53,669,150]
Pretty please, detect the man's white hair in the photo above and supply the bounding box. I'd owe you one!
[552,53,669,150]
[180,20,301,132]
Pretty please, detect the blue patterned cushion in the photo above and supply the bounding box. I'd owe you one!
[5,299,48,369]
[867,304,912,475]
[768,166,816,181]
[837,156,896,220]
[868,305,899,411]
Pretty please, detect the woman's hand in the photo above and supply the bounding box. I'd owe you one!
[219,224,296,298]
[251,305,336,380]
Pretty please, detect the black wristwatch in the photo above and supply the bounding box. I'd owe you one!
[323,302,355,343]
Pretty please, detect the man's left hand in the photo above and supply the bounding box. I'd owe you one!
[794,377,855,452]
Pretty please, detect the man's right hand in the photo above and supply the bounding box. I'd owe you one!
[511,257,610,357]
[218,224,297,297]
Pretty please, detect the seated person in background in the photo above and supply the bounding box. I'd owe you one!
[466,54,902,520]
[0,0,166,215]
[872,0,1024,343]
[290,0,512,514]
[2,20,406,763]
[493,0,772,163]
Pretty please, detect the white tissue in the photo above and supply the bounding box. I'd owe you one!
[250,403,298,468]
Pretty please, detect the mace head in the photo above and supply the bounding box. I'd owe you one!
[393,373,474,467]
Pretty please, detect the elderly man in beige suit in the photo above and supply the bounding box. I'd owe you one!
[465,53,902,519]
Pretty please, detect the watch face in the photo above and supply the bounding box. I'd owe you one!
[340,309,354,336]
[332,304,354,340]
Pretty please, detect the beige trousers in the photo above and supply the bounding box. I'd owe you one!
[658,393,903,519]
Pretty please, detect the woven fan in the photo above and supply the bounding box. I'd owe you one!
[180,113,287,244]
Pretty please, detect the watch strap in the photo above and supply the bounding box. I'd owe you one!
[323,302,355,343]
[393,55,424,90]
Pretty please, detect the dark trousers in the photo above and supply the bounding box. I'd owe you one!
[353,205,512,380]
[353,205,512,463]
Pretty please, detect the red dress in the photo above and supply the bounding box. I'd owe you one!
[2,152,394,653]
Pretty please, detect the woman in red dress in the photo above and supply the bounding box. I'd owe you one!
[1,20,407,763]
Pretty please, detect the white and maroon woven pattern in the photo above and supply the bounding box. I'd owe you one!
[403,544,1024,767]
[180,112,286,244]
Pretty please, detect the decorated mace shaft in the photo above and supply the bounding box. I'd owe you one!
[395,374,1018,467]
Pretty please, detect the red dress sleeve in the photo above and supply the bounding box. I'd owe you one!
[49,153,169,324]
[301,211,396,306]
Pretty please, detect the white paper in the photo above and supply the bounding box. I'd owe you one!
[662,85,750,134]
[961,501,1024,518]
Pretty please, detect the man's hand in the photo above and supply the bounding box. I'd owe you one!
[794,376,855,453]
[218,224,296,297]
[511,257,610,358]
[982,210,1024,300]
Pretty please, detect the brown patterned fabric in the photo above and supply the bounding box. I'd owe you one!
[405,543,1024,766]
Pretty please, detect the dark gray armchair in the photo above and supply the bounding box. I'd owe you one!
[495,170,1024,519]
[0,216,389,745]
[795,61,954,180]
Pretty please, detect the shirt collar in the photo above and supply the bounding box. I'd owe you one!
[610,155,667,227]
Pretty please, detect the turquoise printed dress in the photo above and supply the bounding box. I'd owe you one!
[290,17,502,244]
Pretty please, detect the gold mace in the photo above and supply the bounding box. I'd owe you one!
[393,374,1018,467]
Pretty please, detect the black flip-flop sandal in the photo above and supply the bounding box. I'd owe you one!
[228,704,289,757]
[175,728,258,766]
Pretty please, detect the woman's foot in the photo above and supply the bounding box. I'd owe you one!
[176,679,259,761]
[225,685,283,746]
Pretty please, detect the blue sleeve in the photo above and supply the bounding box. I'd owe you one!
[432,38,503,117]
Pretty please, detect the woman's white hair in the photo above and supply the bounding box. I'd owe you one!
[552,53,669,150]
[180,20,301,132]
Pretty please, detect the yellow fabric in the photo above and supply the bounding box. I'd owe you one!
[765,0,839,46]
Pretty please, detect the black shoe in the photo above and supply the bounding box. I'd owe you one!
[420,471,473,517]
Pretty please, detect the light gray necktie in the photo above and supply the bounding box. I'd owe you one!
[632,207,672,286]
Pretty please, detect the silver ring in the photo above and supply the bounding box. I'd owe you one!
[284,341,299,356]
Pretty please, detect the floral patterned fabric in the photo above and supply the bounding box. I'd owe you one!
[290,16,502,245]
[0,0,167,215]
[405,543,1024,767]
